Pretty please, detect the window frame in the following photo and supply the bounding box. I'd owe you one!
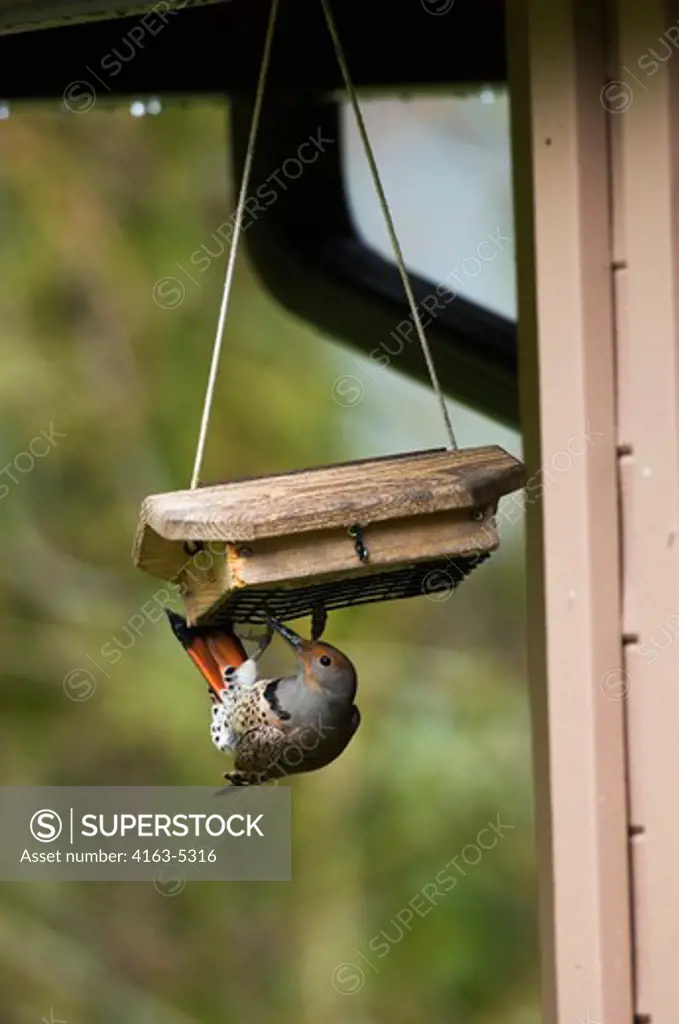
[0,0,516,423]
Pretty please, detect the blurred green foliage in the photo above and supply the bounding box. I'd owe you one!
[0,102,537,1024]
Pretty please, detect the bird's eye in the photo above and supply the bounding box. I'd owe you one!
[319,655,332,667]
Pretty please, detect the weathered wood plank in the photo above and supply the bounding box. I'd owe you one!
[180,544,228,624]
[132,515,190,582]
[138,445,524,544]
[226,509,497,589]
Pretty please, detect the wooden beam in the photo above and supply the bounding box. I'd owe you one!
[613,0,679,1016]
[507,0,633,1021]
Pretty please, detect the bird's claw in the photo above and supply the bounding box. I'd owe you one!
[311,601,327,641]
[223,771,247,786]
[252,622,273,661]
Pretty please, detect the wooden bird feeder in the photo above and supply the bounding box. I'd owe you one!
[134,445,525,627]
[132,0,526,631]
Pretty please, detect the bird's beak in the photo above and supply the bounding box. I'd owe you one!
[268,617,305,651]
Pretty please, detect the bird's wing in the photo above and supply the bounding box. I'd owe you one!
[231,704,361,782]
[234,724,289,776]
[289,704,361,769]
[165,609,248,697]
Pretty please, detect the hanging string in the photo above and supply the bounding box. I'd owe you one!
[318,0,458,451]
[190,0,280,489]
[190,0,458,482]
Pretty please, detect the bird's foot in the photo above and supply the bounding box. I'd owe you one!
[311,601,327,641]
[223,771,249,786]
[223,770,268,787]
[252,623,273,661]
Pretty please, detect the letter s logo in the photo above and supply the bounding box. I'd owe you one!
[30,809,63,843]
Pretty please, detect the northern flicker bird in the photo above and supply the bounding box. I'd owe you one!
[166,611,360,785]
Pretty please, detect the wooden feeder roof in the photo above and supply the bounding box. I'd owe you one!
[136,445,524,550]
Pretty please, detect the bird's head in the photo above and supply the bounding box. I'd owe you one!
[268,617,357,698]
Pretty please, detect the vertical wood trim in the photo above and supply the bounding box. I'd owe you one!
[613,0,679,1016]
[507,1,633,1021]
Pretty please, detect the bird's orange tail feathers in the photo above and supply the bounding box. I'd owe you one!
[165,609,247,697]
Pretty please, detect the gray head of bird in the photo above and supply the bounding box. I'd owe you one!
[268,617,357,699]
